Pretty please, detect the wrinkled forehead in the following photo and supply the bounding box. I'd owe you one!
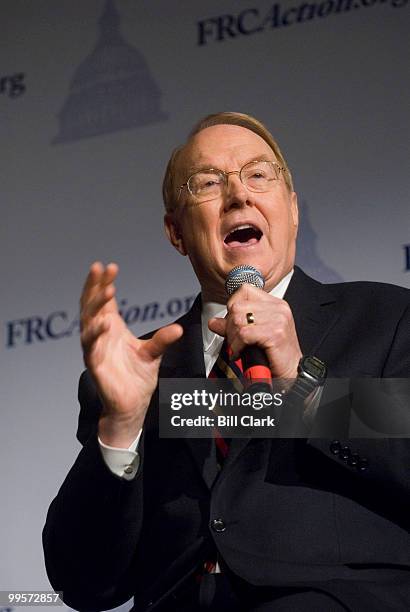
[175,124,277,182]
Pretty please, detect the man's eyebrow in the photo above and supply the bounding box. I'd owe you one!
[185,154,276,176]
[254,153,276,163]
[185,163,217,174]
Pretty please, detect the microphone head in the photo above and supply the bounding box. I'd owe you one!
[225,265,265,295]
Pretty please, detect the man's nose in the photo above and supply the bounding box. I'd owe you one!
[223,173,251,210]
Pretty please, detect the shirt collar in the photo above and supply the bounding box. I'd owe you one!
[201,269,294,354]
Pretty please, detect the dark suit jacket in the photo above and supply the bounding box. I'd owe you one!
[43,267,410,611]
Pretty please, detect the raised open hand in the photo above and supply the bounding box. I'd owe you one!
[80,262,183,446]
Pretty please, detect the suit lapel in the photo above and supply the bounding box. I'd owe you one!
[160,295,220,489]
[160,294,205,379]
[284,266,341,356]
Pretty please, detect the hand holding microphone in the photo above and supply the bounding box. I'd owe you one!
[208,265,302,389]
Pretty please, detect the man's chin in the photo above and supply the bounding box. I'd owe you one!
[222,253,270,277]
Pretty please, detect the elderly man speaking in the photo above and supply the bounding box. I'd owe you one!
[43,112,410,611]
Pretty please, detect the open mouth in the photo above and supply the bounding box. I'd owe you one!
[224,224,263,248]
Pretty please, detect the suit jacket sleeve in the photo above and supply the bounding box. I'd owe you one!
[308,301,410,528]
[43,371,146,611]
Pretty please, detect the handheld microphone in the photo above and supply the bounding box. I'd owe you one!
[225,265,272,394]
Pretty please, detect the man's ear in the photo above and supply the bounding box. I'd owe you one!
[164,213,187,256]
[290,192,299,234]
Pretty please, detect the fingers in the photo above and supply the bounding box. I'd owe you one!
[81,317,110,356]
[223,292,302,377]
[80,261,104,300]
[81,262,117,300]
[208,317,226,337]
[222,290,296,356]
[144,324,184,360]
[80,262,120,360]
[207,287,272,356]
[80,261,119,320]
[226,283,276,310]
[85,284,116,318]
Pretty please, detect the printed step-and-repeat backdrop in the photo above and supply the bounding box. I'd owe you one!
[2,1,409,611]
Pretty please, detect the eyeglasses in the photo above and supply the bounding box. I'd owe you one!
[179,160,285,203]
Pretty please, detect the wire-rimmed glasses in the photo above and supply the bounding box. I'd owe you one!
[179,160,285,203]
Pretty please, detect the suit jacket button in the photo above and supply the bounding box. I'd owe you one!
[210,518,226,532]
[348,453,360,467]
[340,445,351,461]
[357,458,369,472]
[330,440,341,455]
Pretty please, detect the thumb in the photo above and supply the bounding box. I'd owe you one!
[146,323,184,360]
[208,317,226,338]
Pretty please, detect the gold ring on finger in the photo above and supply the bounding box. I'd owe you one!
[246,312,255,325]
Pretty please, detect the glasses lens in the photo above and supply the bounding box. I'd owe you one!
[241,161,279,192]
[188,171,223,200]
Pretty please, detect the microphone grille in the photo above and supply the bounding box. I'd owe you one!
[225,265,265,295]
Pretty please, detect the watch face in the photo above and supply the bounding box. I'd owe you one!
[302,356,327,379]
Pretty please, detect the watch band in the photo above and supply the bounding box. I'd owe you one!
[277,356,327,437]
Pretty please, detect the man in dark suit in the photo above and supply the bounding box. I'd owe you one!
[43,112,410,611]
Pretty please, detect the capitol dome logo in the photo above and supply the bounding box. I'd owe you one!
[53,0,167,144]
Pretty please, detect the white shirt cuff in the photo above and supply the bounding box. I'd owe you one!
[98,430,142,480]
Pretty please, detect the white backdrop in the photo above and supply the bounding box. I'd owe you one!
[1,1,409,611]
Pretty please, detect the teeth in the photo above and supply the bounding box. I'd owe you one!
[229,224,256,234]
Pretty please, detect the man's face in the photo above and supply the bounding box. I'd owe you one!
[165,124,298,302]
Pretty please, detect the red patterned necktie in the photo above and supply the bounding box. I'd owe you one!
[196,340,246,577]
[208,339,245,461]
